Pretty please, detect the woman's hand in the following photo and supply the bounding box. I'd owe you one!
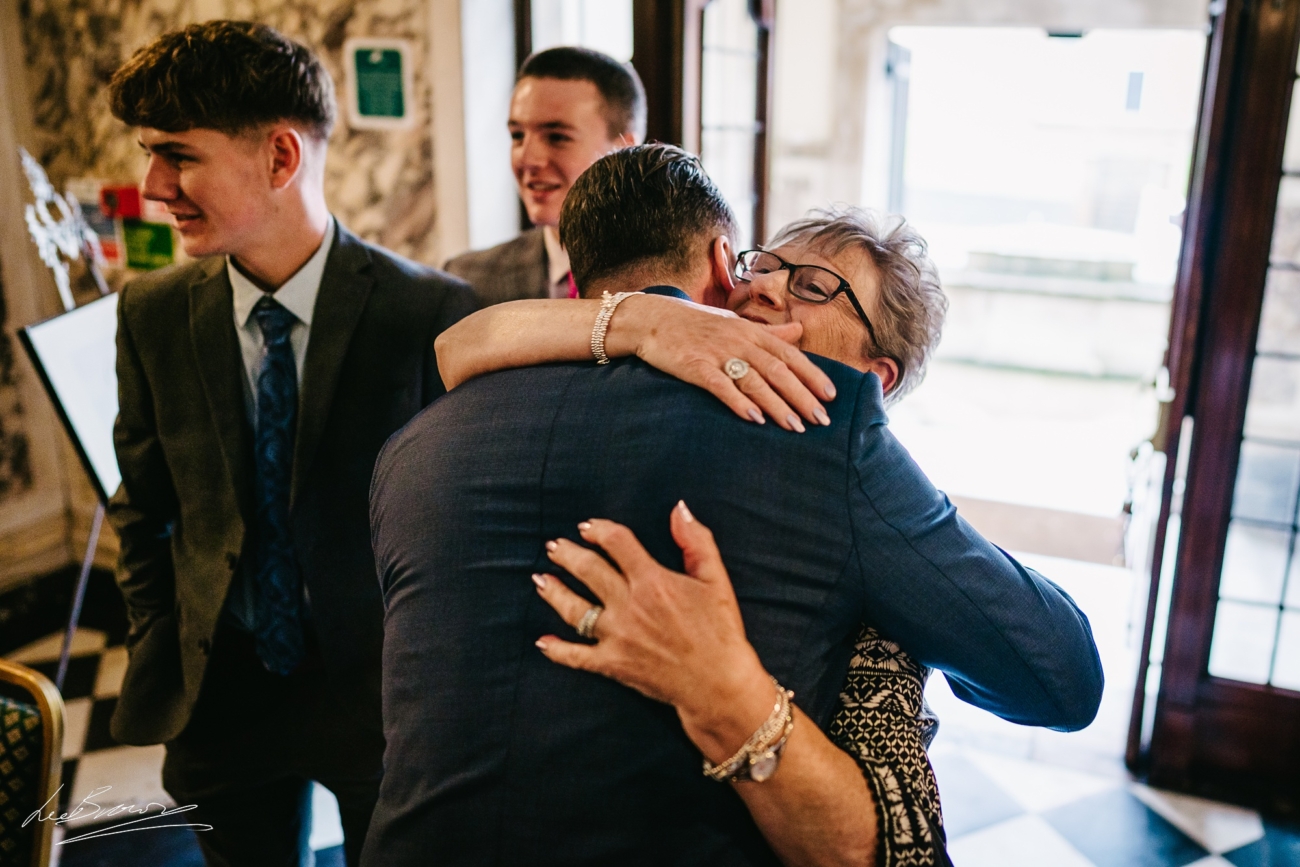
[609,295,837,433]
[533,501,778,763]
[535,503,882,866]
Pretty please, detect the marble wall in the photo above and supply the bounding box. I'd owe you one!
[19,0,441,264]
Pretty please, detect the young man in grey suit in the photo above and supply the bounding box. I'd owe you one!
[104,22,474,866]
[443,47,644,306]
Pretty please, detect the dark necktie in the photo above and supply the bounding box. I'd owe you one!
[251,296,305,675]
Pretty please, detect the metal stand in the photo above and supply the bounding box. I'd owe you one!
[55,503,104,691]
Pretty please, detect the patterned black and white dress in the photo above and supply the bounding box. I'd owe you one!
[827,626,946,867]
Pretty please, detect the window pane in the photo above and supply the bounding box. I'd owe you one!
[1231,441,1300,525]
[1284,80,1300,174]
[1272,177,1300,265]
[1259,269,1300,356]
[1287,552,1300,608]
[1244,357,1300,443]
[1208,599,1280,684]
[531,0,634,61]
[1219,521,1291,605]
[700,0,759,249]
[1271,609,1300,691]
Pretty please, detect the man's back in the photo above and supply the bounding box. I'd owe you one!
[365,358,1101,865]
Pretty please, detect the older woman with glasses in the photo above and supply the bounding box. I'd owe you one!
[434,206,953,865]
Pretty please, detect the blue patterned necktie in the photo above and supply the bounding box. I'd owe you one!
[251,295,305,675]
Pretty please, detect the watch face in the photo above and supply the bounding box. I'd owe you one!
[750,752,778,783]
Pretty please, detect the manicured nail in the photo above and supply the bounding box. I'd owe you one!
[546,540,558,552]
[747,408,764,424]
[814,407,830,426]
[677,500,694,522]
[787,414,806,433]
[824,383,837,399]
[578,521,592,532]
[532,573,547,589]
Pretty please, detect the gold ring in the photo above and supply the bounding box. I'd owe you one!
[576,605,604,639]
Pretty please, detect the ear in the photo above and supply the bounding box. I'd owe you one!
[865,356,900,396]
[704,235,736,309]
[267,127,305,190]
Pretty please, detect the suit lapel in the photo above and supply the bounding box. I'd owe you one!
[291,224,373,508]
[188,259,254,522]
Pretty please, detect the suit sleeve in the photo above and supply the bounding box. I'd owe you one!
[423,276,478,403]
[106,286,180,643]
[846,376,1103,731]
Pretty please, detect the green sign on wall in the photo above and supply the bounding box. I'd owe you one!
[345,39,414,130]
[355,48,404,119]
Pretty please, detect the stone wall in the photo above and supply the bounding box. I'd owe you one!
[19,0,440,265]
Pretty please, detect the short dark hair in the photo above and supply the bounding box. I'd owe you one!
[108,21,336,139]
[518,47,646,141]
[559,144,737,291]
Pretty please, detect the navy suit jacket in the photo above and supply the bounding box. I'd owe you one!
[364,357,1102,866]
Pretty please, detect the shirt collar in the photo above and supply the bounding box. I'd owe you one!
[229,216,335,327]
[541,224,570,288]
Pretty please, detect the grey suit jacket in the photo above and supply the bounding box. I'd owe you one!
[107,222,476,746]
[443,228,550,307]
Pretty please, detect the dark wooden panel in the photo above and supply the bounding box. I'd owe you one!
[632,0,688,146]
[1146,0,1300,798]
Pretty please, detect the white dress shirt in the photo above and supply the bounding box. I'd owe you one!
[223,218,333,630]
[542,224,573,299]
[227,217,335,427]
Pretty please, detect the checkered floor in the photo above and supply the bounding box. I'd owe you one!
[9,603,1300,866]
[5,628,345,866]
[931,743,1300,866]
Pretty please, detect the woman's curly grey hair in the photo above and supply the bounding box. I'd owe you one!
[769,206,947,403]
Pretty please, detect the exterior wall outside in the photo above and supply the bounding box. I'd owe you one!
[768,0,1211,236]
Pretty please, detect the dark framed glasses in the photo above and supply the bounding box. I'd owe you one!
[734,249,882,350]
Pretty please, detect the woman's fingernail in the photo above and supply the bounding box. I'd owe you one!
[824,383,837,399]
[747,408,764,424]
[814,407,831,426]
[677,500,695,522]
[532,573,547,589]
[578,521,592,532]
[545,540,558,552]
[787,414,806,433]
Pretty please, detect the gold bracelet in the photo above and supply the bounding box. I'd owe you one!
[590,291,637,364]
[702,677,796,783]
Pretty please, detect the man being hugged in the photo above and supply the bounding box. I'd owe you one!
[105,21,474,866]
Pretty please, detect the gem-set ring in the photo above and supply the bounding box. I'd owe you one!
[724,358,750,381]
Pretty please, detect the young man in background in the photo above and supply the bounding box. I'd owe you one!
[444,46,645,306]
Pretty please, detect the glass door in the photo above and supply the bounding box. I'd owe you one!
[1145,0,1300,808]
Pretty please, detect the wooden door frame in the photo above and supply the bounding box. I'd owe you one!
[1138,0,1300,807]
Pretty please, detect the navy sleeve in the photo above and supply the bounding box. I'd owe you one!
[845,374,1103,730]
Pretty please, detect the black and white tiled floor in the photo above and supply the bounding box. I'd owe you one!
[6,627,345,867]
[930,742,1300,866]
[8,552,1300,866]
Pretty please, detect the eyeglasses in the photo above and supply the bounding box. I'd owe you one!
[734,249,882,350]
